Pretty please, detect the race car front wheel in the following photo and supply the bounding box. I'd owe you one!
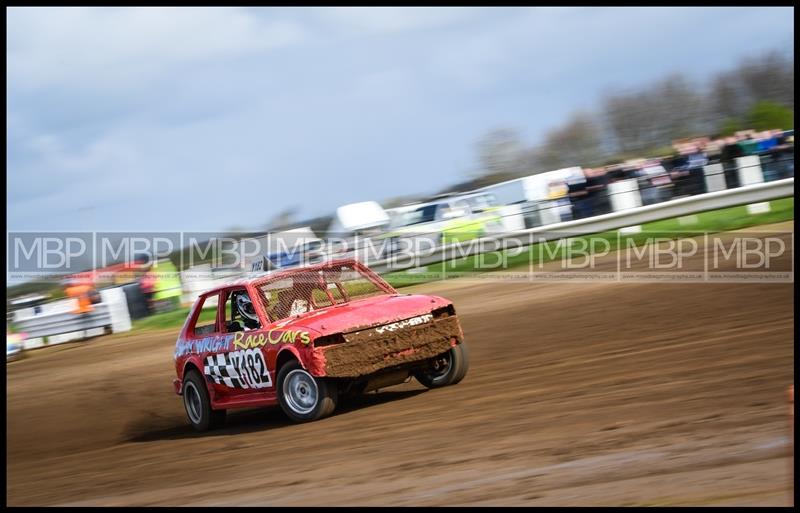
[277,361,338,423]
[414,343,470,389]
[183,370,226,432]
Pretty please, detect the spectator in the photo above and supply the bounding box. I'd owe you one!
[637,159,673,205]
[65,280,94,315]
[758,129,789,182]
[65,278,96,339]
[772,131,795,180]
[666,149,691,198]
[567,172,591,220]
[737,131,760,156]
[720,135,744,189]
[605,163,628,183]
[704,138,723,165]
[584,167,611,216]
[684,142,709,196]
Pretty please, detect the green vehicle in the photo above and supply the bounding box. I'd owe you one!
[382,193,505,256]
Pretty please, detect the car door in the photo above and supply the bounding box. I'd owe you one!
[203,288,275,400]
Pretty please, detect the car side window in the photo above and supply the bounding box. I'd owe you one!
[433,204,445,221]
[223,289,262,332]
[190,294,220,337]
[451,200,471,217]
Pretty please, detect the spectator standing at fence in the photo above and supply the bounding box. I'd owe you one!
[720,135,744,189]
[668,142,693,198]
[737,130,760,156]
[771,131,795,180]
[758,129,786,182]
[704,138,723,165]
[65,278,95,339]
[66,279,94,315]
[638,159,673,205]
[605,163,627,184]
[756,130,780,153]
[684,142,709,196]
[567,171,591,220]
[585,167,611,216]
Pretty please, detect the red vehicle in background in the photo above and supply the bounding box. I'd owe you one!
[173,259,469,431]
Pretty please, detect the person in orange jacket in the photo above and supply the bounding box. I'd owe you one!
[65,279,95,314]
[65,278,96,339]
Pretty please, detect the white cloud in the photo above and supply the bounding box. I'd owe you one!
[6,7,795,235]
[314,7,478,35]
[7,7,306,92]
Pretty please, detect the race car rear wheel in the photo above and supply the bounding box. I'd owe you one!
[413,343,469,389]
[183,370,226,432]
[277,361,337,423]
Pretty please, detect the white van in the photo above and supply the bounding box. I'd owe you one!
[477,167,586,227]
[326,201,391,263]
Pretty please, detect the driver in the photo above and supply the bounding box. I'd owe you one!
[235,293,261,331]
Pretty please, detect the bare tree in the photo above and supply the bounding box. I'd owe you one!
[469,48,792,188]
[738,50,794,109]
[533,112,605,170]
[603,75,706,154]
[656,75,708,140]
[603,89,660,153]
[710,71,746,122]
[474,128,528,177]
[707,49,794,130]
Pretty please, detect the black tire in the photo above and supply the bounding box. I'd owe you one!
[451,342,470,385]
[277,361,338,423]
[413,343,469,389]
[183,370,226,432]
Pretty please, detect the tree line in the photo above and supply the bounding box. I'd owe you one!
[473,48,794,183]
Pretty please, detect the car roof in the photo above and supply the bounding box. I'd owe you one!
[412,192,493,210]
[201,257,362,294]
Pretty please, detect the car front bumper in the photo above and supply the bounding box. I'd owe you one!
[318,315,463,378]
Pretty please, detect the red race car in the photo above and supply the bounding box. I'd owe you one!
[173,258,469,430]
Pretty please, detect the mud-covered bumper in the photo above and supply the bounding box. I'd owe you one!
[317,315,464,378]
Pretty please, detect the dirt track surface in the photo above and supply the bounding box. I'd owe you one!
[7,224,794,506]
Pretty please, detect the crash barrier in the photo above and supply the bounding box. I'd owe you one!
[473,155,793,227]
[120,282,150,320]
[175,171,793,293]
[177,155,793,291]
[366,177,795,273]
[703,164,727,193]
[12,287,132,350]
[608,178,642,213]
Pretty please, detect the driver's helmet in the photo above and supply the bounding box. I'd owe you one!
[235,293,259,328]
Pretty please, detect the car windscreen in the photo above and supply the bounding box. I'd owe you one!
[257,264,389,322]
[395,204,438,227]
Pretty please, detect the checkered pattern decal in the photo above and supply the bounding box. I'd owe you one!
[204,349,272,389]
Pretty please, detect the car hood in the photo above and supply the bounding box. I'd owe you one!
[270,294,451,337]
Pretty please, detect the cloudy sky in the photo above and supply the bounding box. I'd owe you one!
[7,7,794,233]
